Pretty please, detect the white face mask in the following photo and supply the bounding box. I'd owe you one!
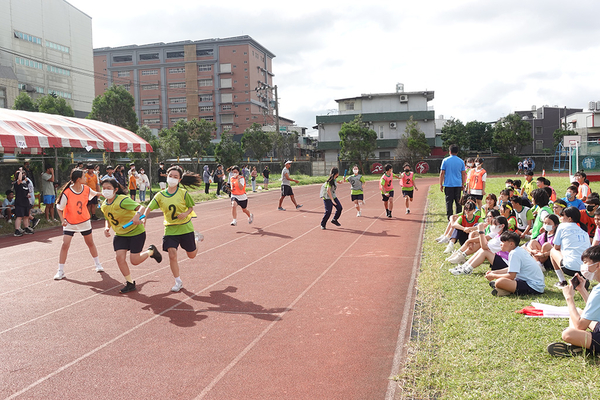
[580,263,597,281]
[231,172,239,178]
[475,163,481,167]
[490,225,501,234]
[353,169,359,174]
[167,177,179,187]
[102,189,116,199]
[467,163,473,167]
[543,224,554,232]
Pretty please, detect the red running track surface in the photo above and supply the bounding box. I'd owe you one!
[0,178,436,400]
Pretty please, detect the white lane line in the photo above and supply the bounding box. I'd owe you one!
[193,211,384,400]
[384,195,429,400]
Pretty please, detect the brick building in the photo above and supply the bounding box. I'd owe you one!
[93,35,276,137]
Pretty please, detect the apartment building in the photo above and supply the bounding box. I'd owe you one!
[93,36,275,137]
[0,0,94,116]
[515,105,582,153]
[316,85,435,163]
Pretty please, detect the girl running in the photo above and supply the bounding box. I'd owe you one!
[54,168,104,280]
[320,167,343,229]
[100,179,163,293]
[346,165,365,217]
[143,166,202,292]
[229,165,254,226]
[400,162,418,214]
[379,164,395,218]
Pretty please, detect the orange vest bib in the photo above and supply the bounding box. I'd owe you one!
[231,176,246,195]
[63,185,91,224]
[469,168,486,191]
[401,172,414,188]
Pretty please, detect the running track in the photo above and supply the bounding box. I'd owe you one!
[0,178,435,400]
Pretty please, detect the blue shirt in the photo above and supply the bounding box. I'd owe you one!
[440,155,465,187]
[562,196,585,210]
[508,246,545,293]
[582,285,600,322]
[553,222,590,271]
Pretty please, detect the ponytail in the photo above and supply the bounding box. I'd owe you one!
[56,168,84,205]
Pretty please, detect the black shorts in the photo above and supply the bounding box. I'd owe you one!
[381,191,394,201]
[402,190,414,198]
[14,204,30,218]
[129,190,136,196]
[163,231,196,252]
[590,324,600,354]
[281,185,294,197]
[560,260,578,277]
[491,254,508,271]
[232,198,248,209]
[514,278,543,295]
[63,229,92,237]
[351,194,364,201]
[88,196,98,205]
[113,231,146,253]
[470,194,484,200]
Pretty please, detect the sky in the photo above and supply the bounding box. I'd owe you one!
[67,0,600,136]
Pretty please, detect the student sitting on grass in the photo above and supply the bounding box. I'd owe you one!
[526,214,559,272]
[435,194,476,249]
[449,200,481,248]
[446,209,500,264]
[530,188,552,240]
[449,216,509,275]
[580,194,599,241]
[548,245,600,357]
[592,208,600,247]
[550,206,591,288]
[485,231,545,296]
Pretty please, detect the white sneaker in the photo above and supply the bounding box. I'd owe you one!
[438,236,450,244]
[434,235,445,243]
[230,220,237,226]
[171,281,183,292]
[194,231,204,243]
[54,270,65,280]
[95,264,104,273]
[406,209,410,214]
[248,214,253,224]
[448,251,466,264]
[357,211,361,217]
[451,264,473,276]
[443,242,454,254]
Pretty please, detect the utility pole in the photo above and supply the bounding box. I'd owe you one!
[274,85,279,136]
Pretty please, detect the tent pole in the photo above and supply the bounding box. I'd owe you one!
[54,148,58,172]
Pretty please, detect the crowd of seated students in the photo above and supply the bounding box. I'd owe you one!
[435,167,600,357]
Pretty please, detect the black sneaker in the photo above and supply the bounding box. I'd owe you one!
[148,244,162,263]
[91,215,100,221]
[31,218,40,228]
[14,229,23,237]
[24,227,34,234]
[387,212,392,218]
[331,219,341,226]
[120,281,136,293]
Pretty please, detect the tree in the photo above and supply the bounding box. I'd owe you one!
[395,116,430,167]
[36,94,75,117]
[87,85,138,132]
[128,125,159,164]
[242,123,271,162]
[465,121,493,153]
[13,92,38,112]
[492,113,532,156]
[338,115,377,173]
[158,118,215,170]
[440,119,468,155]
[553,128,571,149]
[215,133,244,168]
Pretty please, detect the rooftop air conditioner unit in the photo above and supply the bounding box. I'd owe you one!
[25,84,35,92]
[399,94,408,103]
[390,122,397,129]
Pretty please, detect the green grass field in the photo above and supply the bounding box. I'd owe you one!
[396,176,600,399]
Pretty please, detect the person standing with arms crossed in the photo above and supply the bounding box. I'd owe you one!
[157,161,167,191]
[439,144,467,220]
[262,165,270,190]
[278,160,302,211]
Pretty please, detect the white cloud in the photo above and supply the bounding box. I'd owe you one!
[68,0,600,132]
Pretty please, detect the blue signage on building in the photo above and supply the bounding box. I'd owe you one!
[582,157,596,170]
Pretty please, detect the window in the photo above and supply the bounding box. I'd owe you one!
[198,79,213,87]
[222,104,232,110]
[113,55,132,63]
[170,107,187,114]
[196,49,213,57]
[14,31,42,45]
[199,94,213,102]
[142,99,160,105]
[379,151,390,158]
[379,125,384,139]
[166,51,184,59]
[220,78,232,88]
[221,93,232,103]
[199,106,213,112]
[168,67,185,74]
[170,97,186,104]
[141,70,158,76]
[119,84,131,91]
[536,140,544,150]
[169,82,186,89]
[45,40,69,53]
[117,71,130,77]
[200,116,214,121]
[221,114,234,124]
[222,124,233,131]
[0,87,6,109]
[49,90,71,99]
[35,87,44,94]
[144,118,160,124]
[142,109,160,115]
[142,84,159,90]
[139,53,159,61]
[198,64,212,72]
[346,102,354,111]
[220,63,231,73]
[170,117,187,123]
[47,65,71,76]
[535,126,542,135]
[15,57,43,70]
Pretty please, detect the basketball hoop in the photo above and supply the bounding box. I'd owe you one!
[570,140,577,148]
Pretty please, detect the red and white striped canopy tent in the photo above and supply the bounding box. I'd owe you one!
[0,108,152,154]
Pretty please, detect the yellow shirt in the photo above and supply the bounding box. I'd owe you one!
[101,194,145,237]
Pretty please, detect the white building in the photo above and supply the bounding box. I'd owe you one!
[0,0,94,116]
[563,103,600,141]
[315,86,435,163]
